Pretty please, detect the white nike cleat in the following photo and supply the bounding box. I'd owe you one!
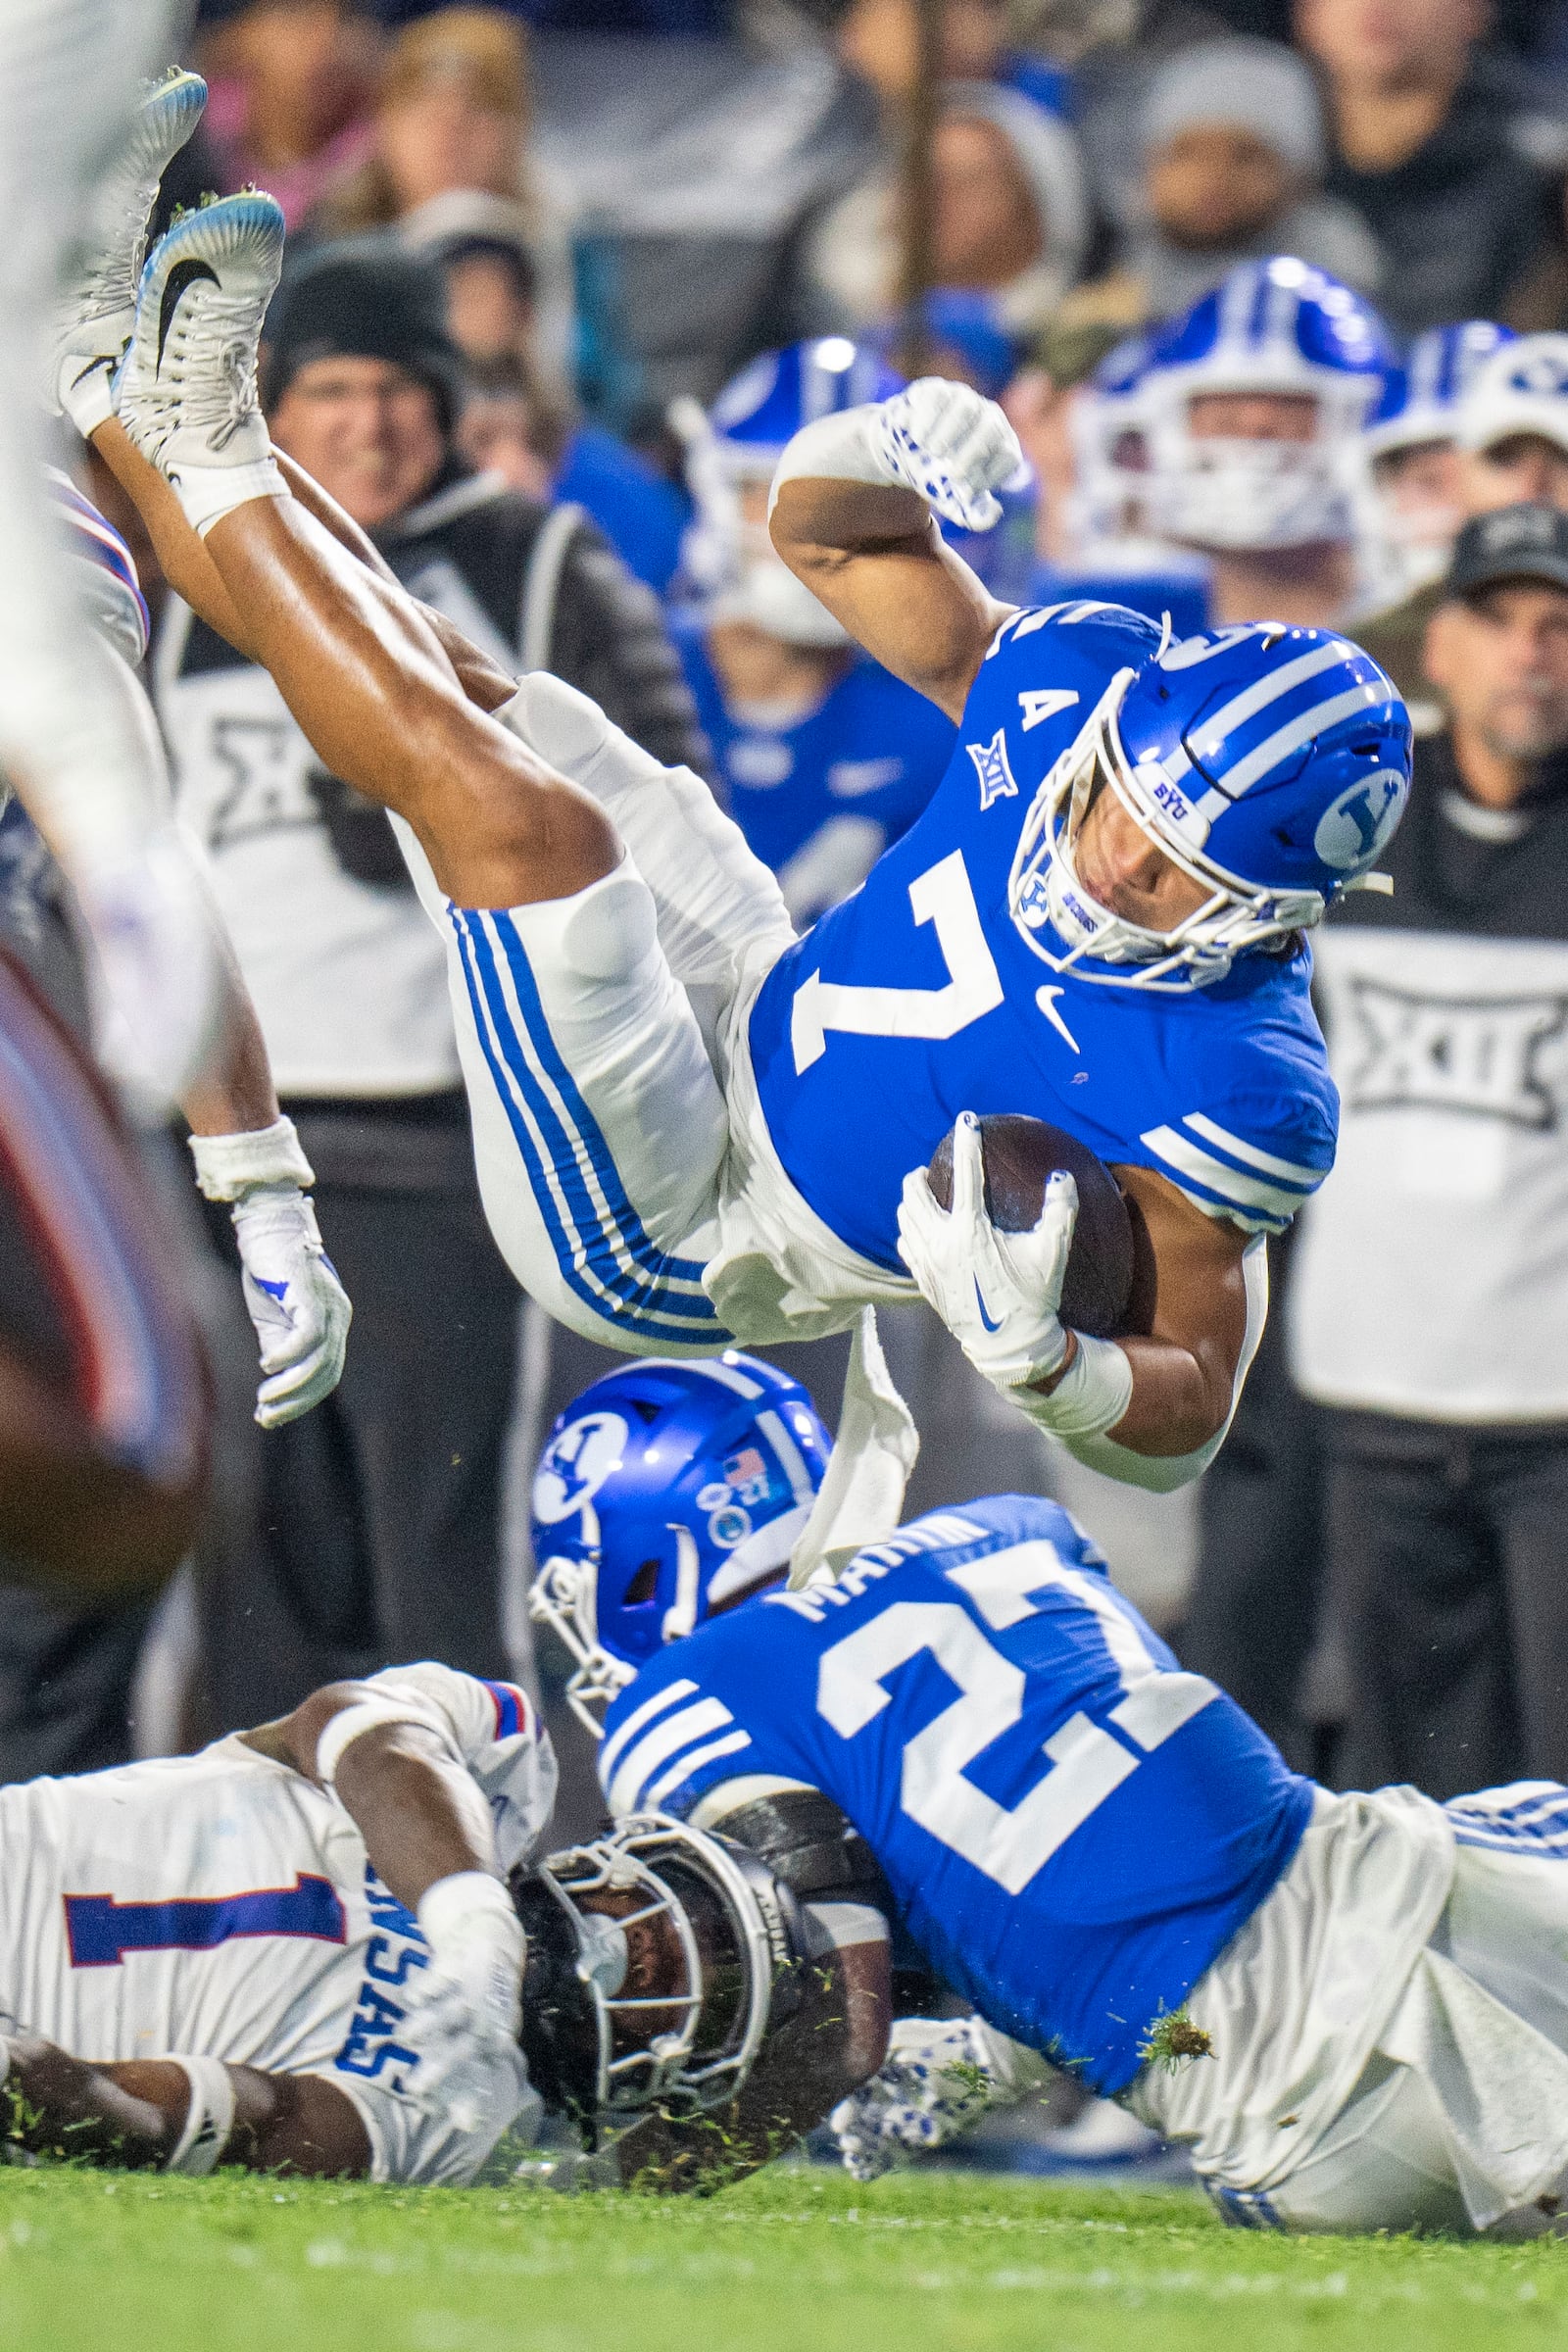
[117,189,288,538]
[51,67,208,442]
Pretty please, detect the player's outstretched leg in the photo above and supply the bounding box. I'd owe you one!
[118,195,615,914]
[112,193,734,1355]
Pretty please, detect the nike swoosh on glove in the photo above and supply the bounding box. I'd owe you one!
[230,1184,352,1428]
[873,378,1023,532]
[829,2016,1007,2182]
[896,1111,1076,1392]
[410,1875,527,2137]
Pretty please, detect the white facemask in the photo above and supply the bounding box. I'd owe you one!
[1152,437,1353,553]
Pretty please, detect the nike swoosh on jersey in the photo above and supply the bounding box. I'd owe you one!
[1035,985,1082,1055]
[973,1277,1004,1333]
[156,257,220,374]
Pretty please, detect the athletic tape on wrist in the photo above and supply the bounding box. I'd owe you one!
[164,2056,237,2176]
[768,405,896,514]
[189,1116,315,1202]
[315,1694,449,1785]
[1017,1333,1134,1439]
[416,1871,519,1946]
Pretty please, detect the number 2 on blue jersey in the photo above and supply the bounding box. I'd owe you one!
[815,1538,1218,1894]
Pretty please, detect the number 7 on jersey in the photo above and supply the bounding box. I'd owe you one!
[790,851,1004,1073]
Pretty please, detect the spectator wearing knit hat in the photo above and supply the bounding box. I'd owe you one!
[809,79,1090,342]
[151,237,705,1733]
[1058,37,1381,341]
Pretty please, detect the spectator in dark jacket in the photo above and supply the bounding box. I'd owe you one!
[1295,0,1557,336]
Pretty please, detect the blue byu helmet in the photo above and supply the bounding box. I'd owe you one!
[528,1352,831,1732]
[1363,323,1513,595]
[676,337,904,645]
[1008,618,1411,991]
[1142,258,1395,552]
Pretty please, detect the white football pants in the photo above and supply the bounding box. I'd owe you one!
[394,675,797,1354]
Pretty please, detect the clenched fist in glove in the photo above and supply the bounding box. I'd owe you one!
[770,375,1023,536]
[408,1871,527,2137]
[189,1116,351,1428]
[872,378,1024,533]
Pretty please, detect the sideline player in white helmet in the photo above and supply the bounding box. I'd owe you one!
[1138,256,1394,628]
[0,1661,879,2184]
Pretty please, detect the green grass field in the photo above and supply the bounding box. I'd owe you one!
[2,2164,1565,2352]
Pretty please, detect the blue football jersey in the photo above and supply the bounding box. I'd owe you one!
[677,623,955,924]
[746,602,1340,1271]
[601,1494,1313,2095]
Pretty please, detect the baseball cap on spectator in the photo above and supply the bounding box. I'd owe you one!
[1457,334,1568,461]
[262,236,466,431]
[1143,37,1326,182]
[1444,504,1568,602]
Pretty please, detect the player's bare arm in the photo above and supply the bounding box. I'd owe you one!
[1076,1164,1250,1455]
[243,1683,498,1916]
[0,2036,370,2177]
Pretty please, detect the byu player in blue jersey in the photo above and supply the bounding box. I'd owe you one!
[672,342,954,924]
[82,164,1409,1491]
[530,1354,1568,2238]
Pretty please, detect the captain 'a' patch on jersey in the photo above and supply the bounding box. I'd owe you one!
[600,1494,1313,2095]
[0,1666,554,2185]
[744,603,1338,1272]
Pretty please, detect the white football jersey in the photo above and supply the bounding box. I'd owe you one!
[0,1665,557,2185]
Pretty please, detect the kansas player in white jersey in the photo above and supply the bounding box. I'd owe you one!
[0,1657,841,2188]
[531,1354,1568,2238]
[68,127,1408,1489]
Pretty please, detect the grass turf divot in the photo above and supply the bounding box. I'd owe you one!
[0,2164,1564,2352]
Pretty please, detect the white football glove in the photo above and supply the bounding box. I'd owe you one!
[830,2016,1010,2181]
[897,1112,1076,1393]
[409,1873,527,2137]
[873,378,1023,533]
[231,1185,352,1429]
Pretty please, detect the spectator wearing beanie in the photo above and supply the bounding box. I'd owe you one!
[150,237,706,1732]
[809,79,1089,341]
[1058,37,1382,338]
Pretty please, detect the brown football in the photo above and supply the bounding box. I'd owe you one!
[927,1113,1136,1340]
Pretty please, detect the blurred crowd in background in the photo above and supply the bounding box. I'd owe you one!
[15,0,1568,1845]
